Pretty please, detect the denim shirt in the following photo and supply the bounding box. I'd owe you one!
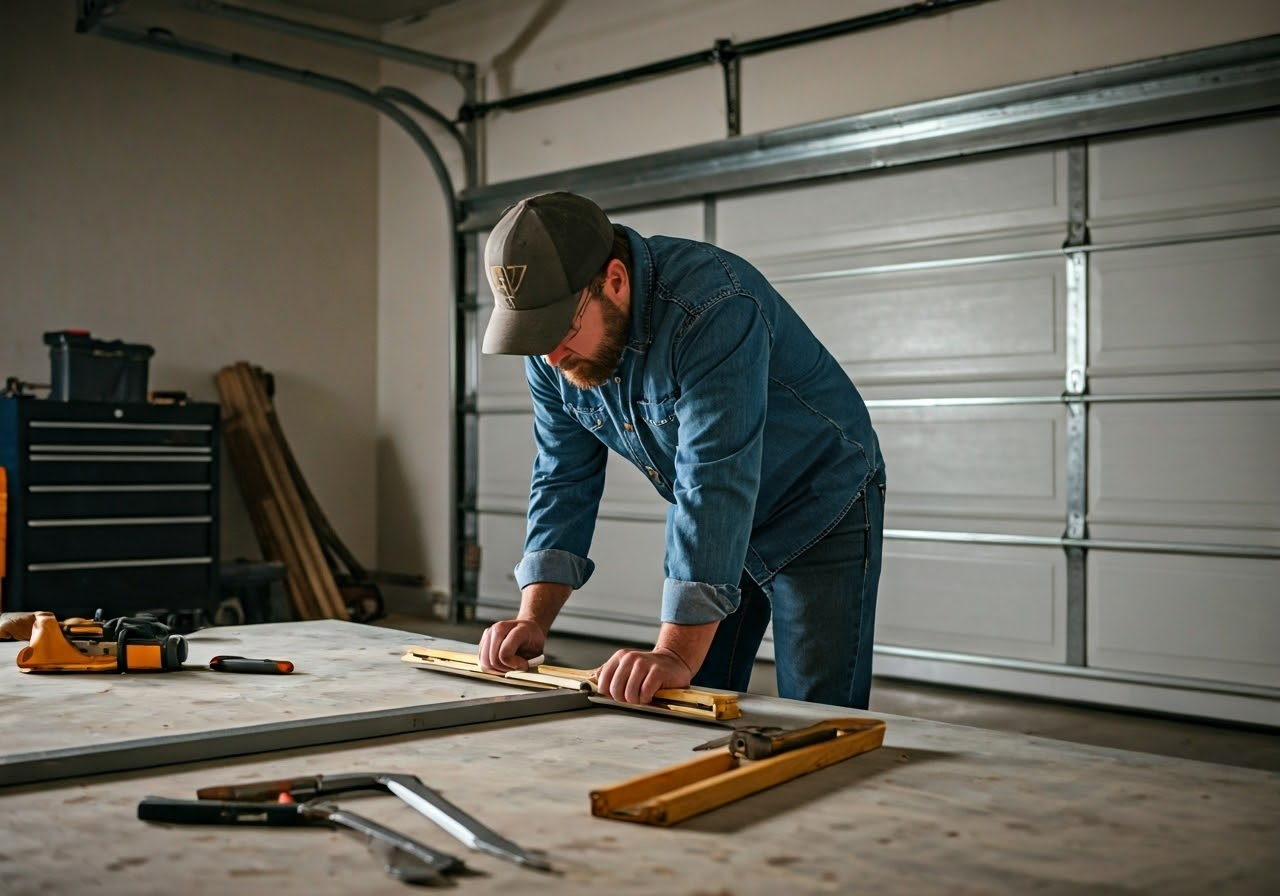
[515,226,884,626]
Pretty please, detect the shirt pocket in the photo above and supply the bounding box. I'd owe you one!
[563,401,607,432]
[636,393,679,446]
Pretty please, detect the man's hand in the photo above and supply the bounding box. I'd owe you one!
[478,619,546,673]
[595,646,693,705]
[479,582,572,673]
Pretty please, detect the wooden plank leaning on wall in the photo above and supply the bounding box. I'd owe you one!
[216,362,347,621]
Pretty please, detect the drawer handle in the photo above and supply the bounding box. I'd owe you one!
[28,516,213,528]
[27,557,213,572]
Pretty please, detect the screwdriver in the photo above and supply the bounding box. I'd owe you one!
[209,655,294,674]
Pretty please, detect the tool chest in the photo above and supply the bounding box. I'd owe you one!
[0,397,220,618]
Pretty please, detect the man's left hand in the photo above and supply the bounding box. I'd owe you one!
[595,646,692,705]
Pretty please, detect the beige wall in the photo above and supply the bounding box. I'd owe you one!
[378,0,1280,608]
[0,1,380,565]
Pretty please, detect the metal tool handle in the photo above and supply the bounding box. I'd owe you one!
[138,796,311,826]
[732,721,839,759]
[197,773,378,802]
[301,801,465,876]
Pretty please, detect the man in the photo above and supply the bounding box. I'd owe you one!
[477,191,885,709]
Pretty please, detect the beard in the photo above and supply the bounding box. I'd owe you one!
[560,294,629,390]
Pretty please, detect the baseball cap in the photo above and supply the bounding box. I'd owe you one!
[482,191,614,355]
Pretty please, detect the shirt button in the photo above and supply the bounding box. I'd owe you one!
[647,468,658,479]
[623,422,633,431]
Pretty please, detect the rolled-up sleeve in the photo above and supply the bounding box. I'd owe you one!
[661,578,741,624]
[515,548,596,590]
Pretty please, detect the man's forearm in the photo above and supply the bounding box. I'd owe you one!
[653,620,719,677]
[517,581,573,634]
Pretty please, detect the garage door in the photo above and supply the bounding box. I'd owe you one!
[462,55,1279,725]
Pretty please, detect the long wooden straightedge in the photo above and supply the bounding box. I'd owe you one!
[401,646,741,721]
[589,717,886,826]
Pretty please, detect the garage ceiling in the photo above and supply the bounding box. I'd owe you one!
[271,0,466,25]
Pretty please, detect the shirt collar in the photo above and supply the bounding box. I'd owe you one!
[620,225,655,350]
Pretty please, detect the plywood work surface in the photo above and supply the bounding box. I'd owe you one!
[0,620,526,756]
[1,621,1277,894]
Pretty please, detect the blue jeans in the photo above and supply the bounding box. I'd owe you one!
[692,471,885,709]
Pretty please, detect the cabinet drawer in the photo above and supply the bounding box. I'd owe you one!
[19,560,214,616]
[26,420,214,449]
[26,456,213,485]
[25,520,213,564]
[25,485,212,519]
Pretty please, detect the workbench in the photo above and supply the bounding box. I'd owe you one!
[1,620,1276,894]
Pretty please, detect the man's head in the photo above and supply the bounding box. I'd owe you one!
[482,191,631,388]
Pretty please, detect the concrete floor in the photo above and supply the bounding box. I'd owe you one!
[378,612,1280,773]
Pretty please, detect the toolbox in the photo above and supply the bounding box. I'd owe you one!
[0,396,220,618]
[44,330,155,403]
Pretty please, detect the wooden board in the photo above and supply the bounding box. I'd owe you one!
[216,362,347,620]
[402,645,741,721]
[590,717,886,825]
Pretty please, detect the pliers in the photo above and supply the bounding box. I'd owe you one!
[138,794,465,887]
[199,772,550,871]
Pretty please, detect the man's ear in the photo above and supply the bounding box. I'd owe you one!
[604,257,630,304]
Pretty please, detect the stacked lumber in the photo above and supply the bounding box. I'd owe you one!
[216,362,347,621]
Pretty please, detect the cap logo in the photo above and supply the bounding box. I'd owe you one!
[490,265,527,309]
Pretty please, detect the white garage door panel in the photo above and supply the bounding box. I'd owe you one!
[1090,235,1280,377]
[1087,552,1280,689]
[476,513,527,613]
[609,203,705,240]
[873,404,1066,522]
[476,414,535,513]
[791,257,1064,385]
[476,514,664,645]
[556,519,665,642]
[876,541,1066,662]
[715,149,1068,261]
[1089,117,1280,238]
[1088,400,1280,531]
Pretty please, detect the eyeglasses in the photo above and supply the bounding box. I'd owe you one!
[559,287,593,348]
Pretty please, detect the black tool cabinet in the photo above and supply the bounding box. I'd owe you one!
[0,397,219,619]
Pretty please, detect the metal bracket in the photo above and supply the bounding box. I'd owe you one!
[1063,142,1090,667]
[714,38,741,137]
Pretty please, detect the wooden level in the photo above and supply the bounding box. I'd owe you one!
[590,717,886,826]
[402,645,741,721]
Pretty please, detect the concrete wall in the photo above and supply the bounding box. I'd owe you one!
[1,1,380,566]
[377,0,1280,609]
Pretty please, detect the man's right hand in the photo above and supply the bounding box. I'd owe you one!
[478,618,547,673]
